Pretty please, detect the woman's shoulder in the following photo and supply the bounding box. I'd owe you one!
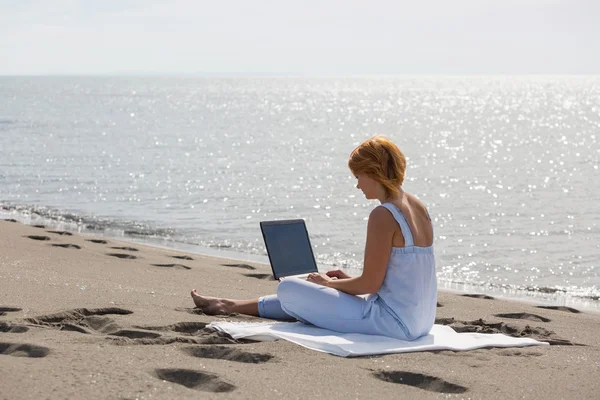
[369,204,399,228]
[405,193,430,217]
[382,193,431,222]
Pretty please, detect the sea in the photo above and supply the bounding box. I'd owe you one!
[1,76,598,311]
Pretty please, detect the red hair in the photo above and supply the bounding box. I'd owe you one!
[348,135,406,197]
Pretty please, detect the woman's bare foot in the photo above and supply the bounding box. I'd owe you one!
[190,289,233,315]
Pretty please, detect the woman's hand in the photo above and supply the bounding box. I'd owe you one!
[306,273,332,286]
[325,269,350,280]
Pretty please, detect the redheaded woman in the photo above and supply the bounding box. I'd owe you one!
[191,135,437,340]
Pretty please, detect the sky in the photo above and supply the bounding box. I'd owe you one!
[0,0,598,75]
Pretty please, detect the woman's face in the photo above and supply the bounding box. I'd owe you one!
[355,173,379,200]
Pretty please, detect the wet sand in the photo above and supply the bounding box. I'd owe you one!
[1,219,599,399]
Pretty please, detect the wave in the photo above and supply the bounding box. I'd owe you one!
[0,202,175,238]
[0,200,269,258]
[438,277,600,307]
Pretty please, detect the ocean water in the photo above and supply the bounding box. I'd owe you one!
[1,76,599,310]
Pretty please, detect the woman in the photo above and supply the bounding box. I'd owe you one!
[191,135,437,340]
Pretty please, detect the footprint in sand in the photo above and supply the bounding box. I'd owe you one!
[25,235,51,241]
[183,345,274,363]
[22,308,230,346]
[0,342,50,358]
[0,322,29,333]
[51,244,81,249]
[110,246,138,252]
[151,263,191,270]
[111,320,236,346]
[0,307,22,314]
[536,306,580,314]
[109,327,239,345]
[372,370,468,394]
[242,273,275,281]
[107,253,137,259]
[461,294,495,300]
[435,317,582,346]
[497,349,543,357]
[0,307,22,317]
[46,230,73,236]
[171,255,194,260]
[435,317,456,325]
[86,239,108,244]
[221,263,256,270]
[136,322,208,335]
[154,368,236,393]
[26,308,136,337]
[26,307,133,330]
[437,317,516,334]
[109,330,162,339]
[494,313,551,323]
[110,334,235,346]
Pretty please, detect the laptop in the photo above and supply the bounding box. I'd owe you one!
[259,219,319,280]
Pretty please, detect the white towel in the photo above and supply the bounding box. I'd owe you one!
[208,321,549,357]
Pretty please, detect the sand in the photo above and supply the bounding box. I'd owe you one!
[1,219,599,399]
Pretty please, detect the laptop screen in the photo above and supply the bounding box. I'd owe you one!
[260,219,318,279]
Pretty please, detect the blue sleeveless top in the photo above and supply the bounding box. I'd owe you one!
[366,202,437,339]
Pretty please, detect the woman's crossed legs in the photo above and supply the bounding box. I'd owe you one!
[191,278,380,335]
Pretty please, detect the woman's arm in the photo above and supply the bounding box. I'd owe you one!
[323,206,395,295]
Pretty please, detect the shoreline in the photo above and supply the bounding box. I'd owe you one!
[1,219,600,399]
[2,211,599,314]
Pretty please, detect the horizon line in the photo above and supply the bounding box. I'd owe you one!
[1,72,599,78]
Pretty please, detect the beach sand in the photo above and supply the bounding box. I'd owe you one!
[1,219,599,399]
